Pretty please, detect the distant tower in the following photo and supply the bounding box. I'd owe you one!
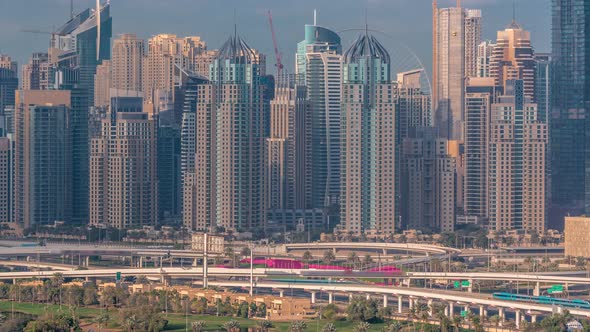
[489,22,536,100]
[211,31,266,232]
[432,1,466,140]
[296,21,342,210]
[464,9,482,78]
[463,77,500,221]
[13,90,72,229]
[340,30,396,235]
[89,93,158,229]
[488,80,547,231]
[476,41,495,78]
[0,55,18,118]
[111,34,144,92]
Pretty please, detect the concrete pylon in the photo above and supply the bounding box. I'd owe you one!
[398,296,403,314]
[383,295,388,308]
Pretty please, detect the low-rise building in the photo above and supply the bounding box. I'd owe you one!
[565,216,590,257]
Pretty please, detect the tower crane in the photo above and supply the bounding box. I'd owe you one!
[267,10,284,78]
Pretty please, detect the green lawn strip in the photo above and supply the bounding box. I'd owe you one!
[0,301,435,332]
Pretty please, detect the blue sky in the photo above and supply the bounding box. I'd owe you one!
[0,0,551,75]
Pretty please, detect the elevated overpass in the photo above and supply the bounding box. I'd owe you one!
[205,280,590,324]
[285,242,460,256]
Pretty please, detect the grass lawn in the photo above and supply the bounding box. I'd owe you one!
[0,301,404,332]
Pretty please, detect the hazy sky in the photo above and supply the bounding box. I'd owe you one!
[0,0,551,75]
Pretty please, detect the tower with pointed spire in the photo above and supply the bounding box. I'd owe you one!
[340,29,396,235]
[207,30,266,232]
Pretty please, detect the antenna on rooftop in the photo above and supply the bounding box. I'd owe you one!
[70,0,74,19]
[314,9,317,26]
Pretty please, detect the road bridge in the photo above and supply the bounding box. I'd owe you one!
[204,280,590,326]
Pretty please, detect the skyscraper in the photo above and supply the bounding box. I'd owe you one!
[0,55,17,120]
[112,34,144,92]
[266,76,310,211]
[0,137,12,224]
[551,0,590,223]
[89,94,157,229]
[21,53,50,91]
[488,80,547,232]
[49,2,112,225]
[13,90,72,229]
[432,1,465,140]
[94,60,112,108]
[340,31,396,235]
[463,77,501,221]
[476,41,495,78]
[489,22,536,100]
[464,9,482,78]
[534,53,552,124]
[401,127,456,232]
[211,32,265,232]
[296,23,342,210]
[142,34,206,102]
[181,75,214,231]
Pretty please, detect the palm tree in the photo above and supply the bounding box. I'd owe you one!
[347,252,359,269]
[362,254,373,267]
[290,320,307,332]
[381,321,402,332]
[257,320,272,332]
[489,315,500,328]
[125,315,139,332]
[192,320,206,332]
[452,315,462,332]
[323,250,336,263]
[322,322,337,332]
[353,322,370,332]
[303,250,314,263]
[223,320,241,332]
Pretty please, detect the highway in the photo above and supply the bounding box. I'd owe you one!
[204,280,590,318]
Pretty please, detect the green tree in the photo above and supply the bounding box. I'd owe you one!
[362,254,373,267]
[257,302,267,318]
[191,320,206,332]
[83,284,98,305]
[323,250,336,263]
[381,321,402,332]
[321,303,339,320]
[347,252,359,268]
[223,320,241,332]
[93,311,109,331]
[322,322,337,332]
[353,322,370,332]
[303,250,314,263]
[24,312,80,332]
[289,320,307,332]
[257,320,272,332]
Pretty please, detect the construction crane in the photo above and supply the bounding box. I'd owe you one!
[20,29,57,48]
[267,10,284,78]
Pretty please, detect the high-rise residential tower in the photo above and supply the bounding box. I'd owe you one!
[401,127,456,232]
[463,77,501,221]
[21,53,50,91]
[266,75,310,211]
[340,31,396,235]
[0,55,17,119]
[476,41,495,78]
[551,0,590,224]
[112,34,144,92]
[210,32,265,232]
[464,9,482,78]
[432,1,465,140]
[89,93,157,229]
[489,22,536,101]
[488,80,547,232]
[296,23,342,210]
[534,53,551,124]
[13,90,72,229]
